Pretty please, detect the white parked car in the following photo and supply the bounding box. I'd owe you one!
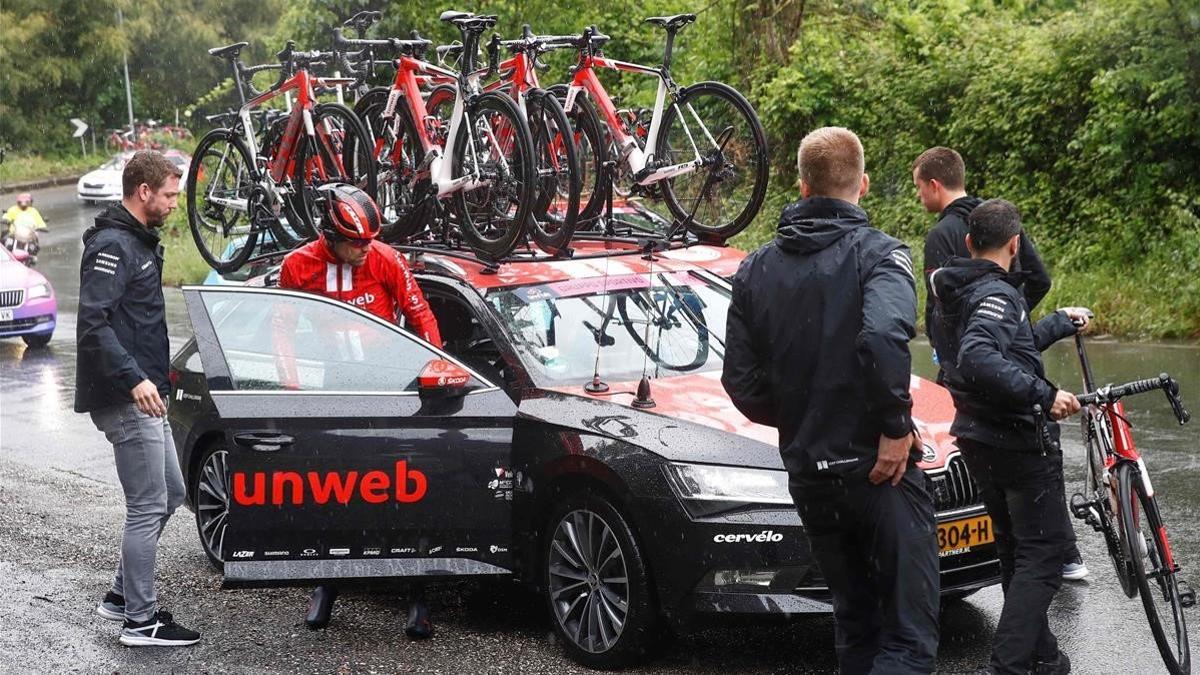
[77,150,190,204]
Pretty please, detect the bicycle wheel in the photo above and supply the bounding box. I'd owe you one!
[525,89,580,255]
[355,88,430,241]
[290,103,377,238]
[1083,416,1139,596]
[655,81,769,240]
[186,129,259,273]
[1117,462,1191,675]
[616,291,709,372]
[450,91,536,260]
[549,84,608,229]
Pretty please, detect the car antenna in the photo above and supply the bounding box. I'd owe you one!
[631,239,657,409]
[584,162,617,394]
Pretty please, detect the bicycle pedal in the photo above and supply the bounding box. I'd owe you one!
[1179,581,1195,608]
[1069,493,1094,519]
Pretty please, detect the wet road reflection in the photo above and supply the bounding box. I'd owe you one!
[1,184,1197,672]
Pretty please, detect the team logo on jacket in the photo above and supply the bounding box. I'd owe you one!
[231,460,428,506]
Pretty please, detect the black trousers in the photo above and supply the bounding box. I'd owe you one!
[958,441,1076,674]
[792,465,940,675]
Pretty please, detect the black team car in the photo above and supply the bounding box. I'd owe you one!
[168,240,999,668]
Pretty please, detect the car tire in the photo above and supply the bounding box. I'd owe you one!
[542,492,659,669]
[191,442,230,572]
[22,332,52,348]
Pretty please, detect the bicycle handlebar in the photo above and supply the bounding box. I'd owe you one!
[1077,373,1191,425]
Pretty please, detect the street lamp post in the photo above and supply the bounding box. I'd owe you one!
[117,6,136,139]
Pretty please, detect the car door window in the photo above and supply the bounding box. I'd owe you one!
[201,290,457,392]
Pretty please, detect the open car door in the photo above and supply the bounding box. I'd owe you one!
[182,285,517,583]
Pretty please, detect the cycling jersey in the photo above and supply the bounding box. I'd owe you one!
[278,238,442,347]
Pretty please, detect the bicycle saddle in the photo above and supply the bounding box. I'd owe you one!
[644,14,697,31]
[208,41,249,60]
[439,10,473,23]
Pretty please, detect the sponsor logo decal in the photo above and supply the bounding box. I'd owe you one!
[264,550,290,557]
[329,548,351,556]
[232,460,427,506]
[362,547,381,556]
[454,546,478,553]
[391,547,417,554]
[712,530,785,544]
[231,550,254,558]
[815,458,860,471]
[428,546,444,555]
[348,292,376,308]
[489,545,508,554]
[175,388,201,402]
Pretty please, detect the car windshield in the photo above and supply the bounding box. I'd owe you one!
[486,271,729,386]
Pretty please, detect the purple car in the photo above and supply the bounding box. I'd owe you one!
[0,245,56,347]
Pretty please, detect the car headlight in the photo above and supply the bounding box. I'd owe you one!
[664,462,793,515]
[26,283,51,299]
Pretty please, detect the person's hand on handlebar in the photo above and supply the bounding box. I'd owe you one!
[1059,306,1093,332]
[1050,389,1082,420]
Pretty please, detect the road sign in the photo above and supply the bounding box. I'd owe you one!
[71,118,88,139]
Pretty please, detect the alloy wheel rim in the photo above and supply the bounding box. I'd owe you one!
[548,508,630,654]
[196,449,230,562]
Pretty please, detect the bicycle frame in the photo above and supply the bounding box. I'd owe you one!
[561,53,707,186]
[376,56,493,198]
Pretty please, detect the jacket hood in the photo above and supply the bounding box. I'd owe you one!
[775,197,870,254]
[83,204,161,249]
[939,195,983,223]
[930,257,1010,310]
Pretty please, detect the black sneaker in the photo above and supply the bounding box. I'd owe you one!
[96,591,125,622]
[119,610,201,647]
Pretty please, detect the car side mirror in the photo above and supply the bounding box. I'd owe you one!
[417,359,473,398]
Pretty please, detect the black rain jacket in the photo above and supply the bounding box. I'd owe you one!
[74,205,170,413]
[923,195,1051,340]
[722,197,918,481]
[929,257,1076,451]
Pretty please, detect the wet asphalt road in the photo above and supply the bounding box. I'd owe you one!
[1,184,1198,673]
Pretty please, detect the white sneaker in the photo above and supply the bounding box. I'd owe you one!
[1062,558,1090,580]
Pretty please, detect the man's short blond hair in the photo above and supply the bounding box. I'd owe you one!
[796,127,864,199]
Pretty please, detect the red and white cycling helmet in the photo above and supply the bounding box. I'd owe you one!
[317,183,382,242]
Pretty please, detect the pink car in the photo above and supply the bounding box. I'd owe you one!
[0,244,56,347]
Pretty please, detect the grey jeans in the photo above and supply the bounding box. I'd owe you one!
[90,401,186,622]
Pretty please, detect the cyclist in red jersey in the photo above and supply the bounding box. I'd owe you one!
[278,183,442,344]
[274,183,440,639]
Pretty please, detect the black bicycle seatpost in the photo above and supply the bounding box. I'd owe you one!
[1075,332,1096,394]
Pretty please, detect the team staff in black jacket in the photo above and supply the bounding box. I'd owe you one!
[723,127,938,674]
[929,199,1086,675]
[913,147,1089,581]
[75,151,201,647]
[912,146,1051,347]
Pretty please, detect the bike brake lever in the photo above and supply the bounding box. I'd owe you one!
[1163,375,1191,425]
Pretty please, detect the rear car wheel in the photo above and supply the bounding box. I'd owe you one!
[191,443,230,572]
[543,493,658,669]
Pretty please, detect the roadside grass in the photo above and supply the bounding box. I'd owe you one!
[0,153,97,186]
[161,209,210,286]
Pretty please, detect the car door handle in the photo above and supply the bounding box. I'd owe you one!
[233,432,295,452]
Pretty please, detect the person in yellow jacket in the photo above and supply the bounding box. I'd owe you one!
[4,192,48,241]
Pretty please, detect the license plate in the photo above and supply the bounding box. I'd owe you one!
[937,515,994,556]
[0,309,12,322]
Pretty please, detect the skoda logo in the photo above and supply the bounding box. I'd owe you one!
[921,443,938,463]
